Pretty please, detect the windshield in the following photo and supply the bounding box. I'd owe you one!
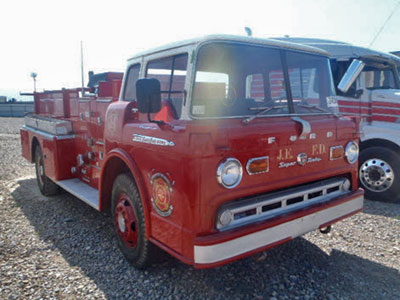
[191,42,337,118]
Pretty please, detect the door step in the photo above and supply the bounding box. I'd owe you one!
[56,178,100,210]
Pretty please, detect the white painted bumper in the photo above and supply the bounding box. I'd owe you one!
[194,195,363,265]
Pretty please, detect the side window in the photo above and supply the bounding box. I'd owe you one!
[333,61,358,98]
[123,64,141,101]
[194,71,229,100]
[359,69,396,89]
[269,70,288,102]
[245,73,264,102]
[146,54,188,118]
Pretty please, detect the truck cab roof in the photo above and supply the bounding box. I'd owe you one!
[128,34,330,61]
[271,37,400,65]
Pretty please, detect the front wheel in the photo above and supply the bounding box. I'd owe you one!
[359,146,400,202]
[111,173,159,269]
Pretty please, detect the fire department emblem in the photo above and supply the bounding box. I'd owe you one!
[297,153,308,166]
[151,173,173,217]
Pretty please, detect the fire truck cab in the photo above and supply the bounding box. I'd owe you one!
[21,35,364,268]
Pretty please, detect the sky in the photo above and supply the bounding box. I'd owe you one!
[1,0,399,98]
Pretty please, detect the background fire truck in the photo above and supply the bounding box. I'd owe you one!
[273,37,400,203]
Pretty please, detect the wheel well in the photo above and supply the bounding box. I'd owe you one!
[31,137,40,162]
[360,139,400,153]
[101,156,132,212]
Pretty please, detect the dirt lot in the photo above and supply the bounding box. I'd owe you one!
[1,117,400,299]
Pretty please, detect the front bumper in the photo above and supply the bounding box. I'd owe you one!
[193,188,363,268]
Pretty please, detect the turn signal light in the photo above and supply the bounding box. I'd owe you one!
[246,156,269,175]
[330,146,344,160]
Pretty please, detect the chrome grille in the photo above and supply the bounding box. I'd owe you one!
[216,177,351,231]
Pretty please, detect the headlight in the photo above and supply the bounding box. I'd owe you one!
[345,141,359,164]
[217,158,243,189]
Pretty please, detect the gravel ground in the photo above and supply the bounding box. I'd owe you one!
[0,117,399,300]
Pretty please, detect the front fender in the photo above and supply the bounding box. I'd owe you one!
[361,123,400,147]
[99,148,152,232]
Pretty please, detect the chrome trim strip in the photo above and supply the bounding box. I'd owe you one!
[132,134,175,146]
[25,114,73,135]
[190,112,333,121]
[56,134,77,140]
[23,125,54,140]
[216,177,349,231]
[78,99,92,103]
[23,125,76,140]
[194,195,363,264]
[96,98,113,103]
[139,125,157,130]
[246,156,269,175]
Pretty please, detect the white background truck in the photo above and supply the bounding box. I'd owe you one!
[273,38,400,202]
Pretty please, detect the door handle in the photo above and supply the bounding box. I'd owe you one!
[292,116,311,138]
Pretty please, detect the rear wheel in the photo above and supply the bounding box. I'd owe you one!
[111,173,159,268]
[359,147,400,202]
[34,146,59,196]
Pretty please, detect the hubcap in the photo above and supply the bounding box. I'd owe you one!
[115,194,138,248]
[360,158,394,192]
[36,158,45,186]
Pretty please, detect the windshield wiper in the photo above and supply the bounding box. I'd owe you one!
[242,105,286,124]
[296,103,340,117]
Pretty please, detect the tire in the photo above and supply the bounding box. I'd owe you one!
[359,146,400,202]
[111,173,160,269]
[34,146,59,196]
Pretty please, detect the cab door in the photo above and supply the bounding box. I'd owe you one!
[120,51,190,254]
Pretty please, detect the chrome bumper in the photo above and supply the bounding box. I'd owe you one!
[217,177,351,231]
[194,192,363,265]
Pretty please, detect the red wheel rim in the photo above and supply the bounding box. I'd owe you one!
[115,193,138,248]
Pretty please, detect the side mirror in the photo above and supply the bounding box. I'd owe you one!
[338,59,365,93]
[136,78,162,113]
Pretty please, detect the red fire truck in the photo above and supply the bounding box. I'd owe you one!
[20,35,364,269]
